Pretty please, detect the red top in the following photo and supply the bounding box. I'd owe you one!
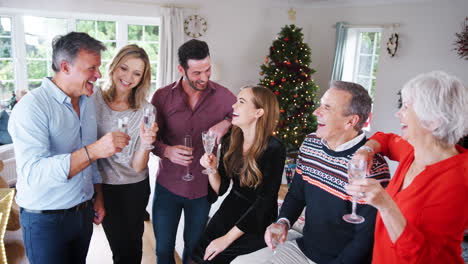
[371,132,468,264]
[151,78,236,199]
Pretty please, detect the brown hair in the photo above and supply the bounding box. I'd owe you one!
[102,44,151,109]
[223,85,280,188]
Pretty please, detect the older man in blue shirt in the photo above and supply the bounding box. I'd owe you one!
[8,32,129,264]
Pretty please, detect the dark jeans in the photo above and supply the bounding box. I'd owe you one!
[152,183,211,264]
[102,178,150,264]
[20,205,94,264]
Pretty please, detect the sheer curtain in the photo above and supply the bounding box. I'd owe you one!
[330,22,348,81]
[156,7,186,89]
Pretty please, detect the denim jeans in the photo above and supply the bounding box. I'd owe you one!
[152,183,211,264]
[20,205,94,264]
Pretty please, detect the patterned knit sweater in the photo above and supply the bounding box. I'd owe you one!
[279,133,390,264]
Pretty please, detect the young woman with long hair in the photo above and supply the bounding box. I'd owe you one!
[93,44,158,263]
[191,85,286,264]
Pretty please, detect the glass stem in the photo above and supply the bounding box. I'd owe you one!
[351,196,358,217]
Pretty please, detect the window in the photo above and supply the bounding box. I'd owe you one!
[128,24,159,91]
[24,16,68,90]
[0,16,15,102]
[0,11,159,98]
[76,19,117,86]
[342,28,382,98]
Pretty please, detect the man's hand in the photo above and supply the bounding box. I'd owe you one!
[209,119,231,144]
[264,222,288,250]
[93,193,105,225]
[164,145,193,166]
[89,132,130,159]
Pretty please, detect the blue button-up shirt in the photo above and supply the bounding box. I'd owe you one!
[8,77,100,210]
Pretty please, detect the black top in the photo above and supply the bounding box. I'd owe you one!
[212,136,286,234]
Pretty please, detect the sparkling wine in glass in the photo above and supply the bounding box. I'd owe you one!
[114,117,130,163]
[201,131,216,175]
[343,159,367,224]
[182,134,194,181]
[269,225,284,255]
[142,106,156,150]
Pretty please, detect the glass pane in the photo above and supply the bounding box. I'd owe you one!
[373,55,379,77]
[139,42,158,61]
[0,60,14,80]
[150,82,157,93]
[96,21,116,40]
[144,25,159,41]
[371,79,377,98]
[128,25,143,41]
[358,55,372,76]
[360,32,375,54]
[27,60,48,79]
[357,76,371,91]
[28,81,42,90]
[0,17,12,36]
[25,36,47,58]
[102,42,116,61]
[151,62,157,80]
[0,81,15,102]
[100,61,110,79]
[375,33,381,53]
[0,38,11,58]
[77,20,96,37]
[24,16,68,59]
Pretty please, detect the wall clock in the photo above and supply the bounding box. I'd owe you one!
[184,15,207,38]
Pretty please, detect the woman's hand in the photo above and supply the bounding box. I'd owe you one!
[264,222,288,250]
[139,121,158,149]
[345,178,392,210]
[352,146,375,174]
[203,235,232,261]
[200,153,217,172]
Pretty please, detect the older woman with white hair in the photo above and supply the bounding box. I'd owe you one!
[346,71,468,264]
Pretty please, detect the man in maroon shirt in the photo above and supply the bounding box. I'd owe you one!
[151,39,236,264]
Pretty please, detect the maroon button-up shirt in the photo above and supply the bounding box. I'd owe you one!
[151,78,236,199]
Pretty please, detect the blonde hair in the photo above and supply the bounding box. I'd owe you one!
[102,44,151,109]
[224,85,280,188]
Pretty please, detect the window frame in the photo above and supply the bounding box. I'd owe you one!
[0,8,160,95]
[0,15,17,101]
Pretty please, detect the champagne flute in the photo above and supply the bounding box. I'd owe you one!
[182,134,194,181]
[201,131,216,174]
[343,159,367,224]
[269,225,284,255]
[114,117,130,163]
[142,106,156,150]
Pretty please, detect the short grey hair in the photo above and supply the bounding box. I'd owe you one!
[330,80,372,131]
[52,32,106,72]
[401,71,468,146]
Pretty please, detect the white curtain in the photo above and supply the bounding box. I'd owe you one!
[156,7,185,89]
[330,22,348,81]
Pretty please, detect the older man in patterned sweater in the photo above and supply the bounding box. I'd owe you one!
[233,81,390,264]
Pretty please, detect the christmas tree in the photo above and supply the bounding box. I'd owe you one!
[259,24,319,151]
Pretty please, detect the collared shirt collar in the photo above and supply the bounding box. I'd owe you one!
[322,132,366,152]
[171,77,216,92]
[44,77,87,106]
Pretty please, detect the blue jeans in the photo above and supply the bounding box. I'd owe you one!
[152,184,211,264]
[20,205,94,264]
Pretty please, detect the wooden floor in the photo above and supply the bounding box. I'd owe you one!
[4,220,181,264]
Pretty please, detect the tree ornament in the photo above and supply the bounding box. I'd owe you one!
[270,81,275,86]
[274,91,280,95]
[282,78,287,82]
[284,37,289,41]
